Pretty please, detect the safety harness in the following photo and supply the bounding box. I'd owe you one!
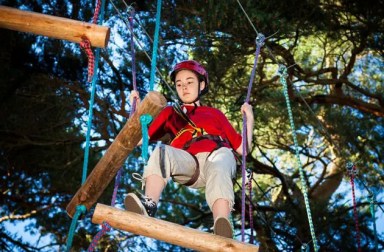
[159,103,231,186]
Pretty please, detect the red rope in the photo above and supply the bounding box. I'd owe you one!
[246,169,254,244]
[87,222,111,251]
[80,38,95,83]
[348,164,361,252]
[92,0,102,24]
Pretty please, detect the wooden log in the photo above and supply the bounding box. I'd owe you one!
[0,5,110,48]
[66,91,167,218]
[92,204,259,252]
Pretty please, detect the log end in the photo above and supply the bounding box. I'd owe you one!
[103,27,110,48]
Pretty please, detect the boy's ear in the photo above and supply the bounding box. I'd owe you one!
[200,81,206,91]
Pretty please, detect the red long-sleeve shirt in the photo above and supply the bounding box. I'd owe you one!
[148,105,242,155]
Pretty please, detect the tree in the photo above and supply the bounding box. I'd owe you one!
[0,0,383,251]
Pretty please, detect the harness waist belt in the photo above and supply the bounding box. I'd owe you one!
[182,134,229,150]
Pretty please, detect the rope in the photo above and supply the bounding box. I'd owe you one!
[140,114,153,163]
[278,65,319,252]
[236,0,258,34]
[369,193,378,252]
[235,3,319,246]
[110,0,179,101]
[87,3,139,250]
[234,178,292,248]
[111,168,123,207]
[66,0,106,251]
[87,222,112,251]
[66,205,87,251]
[81,0,103,83]
[80,39,95,83]
[246,169,254,244]
[346,162,361,252]
[149,0,162,91]
[301,243,310,252]
[240,34,265,242]
[92,0,102,24]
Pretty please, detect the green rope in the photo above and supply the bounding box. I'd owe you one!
[278,65,319,252]
[149,0,162,91]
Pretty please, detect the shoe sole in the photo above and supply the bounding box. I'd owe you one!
[214,217,233,239]
[124,193,148,216]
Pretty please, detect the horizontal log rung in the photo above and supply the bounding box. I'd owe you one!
[92,203,259,252]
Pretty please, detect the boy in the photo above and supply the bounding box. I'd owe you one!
[126,60,254,238]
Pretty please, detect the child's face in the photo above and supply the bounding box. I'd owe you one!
[175,70,205,104]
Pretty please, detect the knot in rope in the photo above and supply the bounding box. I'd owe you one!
[369,192,376,203]
[127,5,135,17]
[255,33,265,47]
[76,204,87,214]
[245,168,253,186]
[346,162,358,176]
[301,244,309,252]
[277,64,288,78]
[80,38,95,83]
[66,205,87,251]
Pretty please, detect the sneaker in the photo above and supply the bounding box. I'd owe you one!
[124,193,157,217]
[214,217,233,238]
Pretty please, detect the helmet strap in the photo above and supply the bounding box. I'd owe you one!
[178,81,202,105]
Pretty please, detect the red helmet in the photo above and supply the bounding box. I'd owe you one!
[169,60,209,95]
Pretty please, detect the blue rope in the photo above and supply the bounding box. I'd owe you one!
[278,65,319,251]
[81,0,106,184]
[140,114,153,163]
[66,0,105,251]
[66,205,87,251]
[82,47,101,184]
[149,0,162,91]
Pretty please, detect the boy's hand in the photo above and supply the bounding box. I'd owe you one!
[241,103,254,121]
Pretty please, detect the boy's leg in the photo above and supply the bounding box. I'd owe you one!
[145,174,166,203]
[202,147,236,238]
[212,198,231,220]
[125,145,198,216]
[212,198,233,238]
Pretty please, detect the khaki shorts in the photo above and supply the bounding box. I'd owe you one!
[142,145,237,210]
